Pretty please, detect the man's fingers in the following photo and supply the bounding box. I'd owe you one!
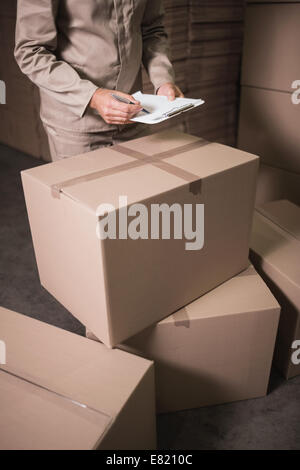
[105,102,140,122]
[110,100,141,114]
[107,117,134,125]
[157,83,184,100]
[107,109,132,119]
[94,88,141,124]
[167,91,176,101]
[109,108,140,120]
[113,91,140,106]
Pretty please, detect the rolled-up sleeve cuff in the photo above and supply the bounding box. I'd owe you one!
[79,81,99,118]
[149,66,176,94]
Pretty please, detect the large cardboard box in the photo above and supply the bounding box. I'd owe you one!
[87,264,280,413]
[186,102,237,137]
[238,86,300,175]
[255,164,300,207]
[189,21,244,43]
[250,200,300,379]
[187,55,241,87]
[0,306,156,450]
[241,4,300,92]
[189,2,244,24]
[22,130,258,347]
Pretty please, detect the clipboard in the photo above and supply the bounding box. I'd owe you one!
[130,91,205,125]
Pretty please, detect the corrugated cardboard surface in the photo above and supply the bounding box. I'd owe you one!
[255,164,300,207]
[0,306,156,450]
[241,4,300,92]
[0,1,50,160]
[0,370,112,451]
[250,200,300,379]
[22,130,258,347]
[238,86,300,175]
[258,200,300,241]
[88,265,280,413]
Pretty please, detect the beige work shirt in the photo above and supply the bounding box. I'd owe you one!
[14,0,175,132]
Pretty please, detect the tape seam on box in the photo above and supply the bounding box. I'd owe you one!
[51,139,210,199]
[0,367,111,419]
[173,307,190,328]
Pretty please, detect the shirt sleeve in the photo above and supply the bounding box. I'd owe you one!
[14,0,98,118]
[141,0,175,92]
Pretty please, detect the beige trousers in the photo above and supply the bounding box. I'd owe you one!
[44,123,150,161]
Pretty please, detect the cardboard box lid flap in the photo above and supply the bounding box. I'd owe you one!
[257,200,300,242]
[119,129,201,156]
[0,370,112,450]
[22,130,258,214]
[60,161,190,214]
[251,211,300,291]
[21,145,136,189]
[161,265,280,324]
[0,307,153,418]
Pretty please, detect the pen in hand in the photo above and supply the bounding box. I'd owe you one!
[111,93,150,114]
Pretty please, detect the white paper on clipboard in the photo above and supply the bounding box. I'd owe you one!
[130,91,205,125]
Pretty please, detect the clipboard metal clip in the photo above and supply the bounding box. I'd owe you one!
[163,103,195,118]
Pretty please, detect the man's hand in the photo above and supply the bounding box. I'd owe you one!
[157,83,184,101]
[90,88,142,125]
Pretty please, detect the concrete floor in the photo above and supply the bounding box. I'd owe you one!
[1,143,300,450]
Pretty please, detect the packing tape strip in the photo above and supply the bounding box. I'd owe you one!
[114,139,209,161]
[51,159,144,198]
[173,307,190,328]
[51,139,210,199]
[0,367,111,420]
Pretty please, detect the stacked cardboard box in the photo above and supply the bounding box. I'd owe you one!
[0,4,287,445]
[163,1,188,93]
[20,129,283,417]
[21,130,259,347]
[186,82,239,147]
[185,0,245,145]
[87,264,280,413]
[238,2,300,205]
[1,128,283,447]
[250,200,300,380]
[142,0,190,134]
[238,4,300,382]
[255,165,300,207]
[0,1,50,161]
[143,0,247,142]
[0,306,156,450]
